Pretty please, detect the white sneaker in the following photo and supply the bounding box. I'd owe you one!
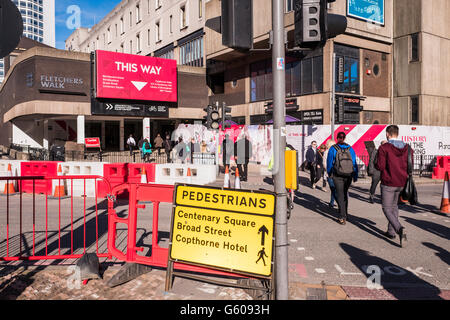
[312,183,316,189]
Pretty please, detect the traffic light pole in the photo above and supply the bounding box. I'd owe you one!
[272,0,289,300]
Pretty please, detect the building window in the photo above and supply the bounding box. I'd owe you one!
[199,0,203,19]
[410,33,419,62]
[286,0,293,12]
[180,4,187,29]
[120,42,124,53]
[411,96,419,124]
[155,21,161,42]
[129,11,133,27]
[147,29,151,46]
[335,45,360,94]
[120,17,124,34]
[130,40,133,53]
[169,15,173,34]
[179,36,203,67]
[155,0,161,10]
[136,33,141,52]
[136,4,141,23]
[107,27,111,44]
[250,54,323,102]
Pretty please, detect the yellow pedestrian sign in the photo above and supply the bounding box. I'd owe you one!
[169,184,276,277]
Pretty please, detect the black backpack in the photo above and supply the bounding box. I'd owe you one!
[333,144,354,177]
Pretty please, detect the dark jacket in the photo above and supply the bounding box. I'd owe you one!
[375,140,412,188]
[305,147,316,164]
[316,150,325,168]
[367,148,380,176]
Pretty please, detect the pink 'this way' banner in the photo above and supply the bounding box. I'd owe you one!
[95,50,177,102]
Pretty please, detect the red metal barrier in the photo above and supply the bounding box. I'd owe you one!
[97,163,128,198]
[433,156,450,179]
[127,163,156,183]
[0,175,112,262]
[107,183,244,277]
[20,161,60,194]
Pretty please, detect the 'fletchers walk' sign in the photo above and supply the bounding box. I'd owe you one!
[95,50,177,102]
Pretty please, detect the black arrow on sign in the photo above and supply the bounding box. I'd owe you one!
[258,225,269,246]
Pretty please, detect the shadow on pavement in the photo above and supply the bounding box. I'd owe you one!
[340,243,444,300]
[401,216,450,240]
[294,189,399,246]
[421,242,450,265]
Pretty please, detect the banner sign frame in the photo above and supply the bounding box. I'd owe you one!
[167,184,276,279]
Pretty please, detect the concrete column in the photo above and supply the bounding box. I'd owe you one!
[143,117,151,141]
[77,115,85,145]
[43,120,49,150]
[119,118,125,151]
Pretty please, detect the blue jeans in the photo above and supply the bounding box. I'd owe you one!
[327,177,337,206]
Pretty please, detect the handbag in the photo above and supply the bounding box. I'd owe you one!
[400,145,418,205]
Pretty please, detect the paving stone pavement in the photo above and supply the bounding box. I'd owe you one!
[0,262,352,300]
[0,263,256,300]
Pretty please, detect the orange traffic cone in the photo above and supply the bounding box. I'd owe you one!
[3,164,16,194]
[53,164,66,197]
[141,166,147,183]
[224,165,230,188]
[440,171,450,215]
[187,167,192,183]
[234,167,241,189]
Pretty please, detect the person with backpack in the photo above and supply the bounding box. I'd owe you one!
[326,132,359,225]
[375,125,411,247]
[141,139,152,162]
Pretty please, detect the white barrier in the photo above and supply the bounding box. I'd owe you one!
[0,160,22,192]
[59,162,108,197]
[154,164,217,185]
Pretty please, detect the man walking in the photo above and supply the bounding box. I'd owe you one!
[163,134,172,163]
[127,134,136,156]
[306,141,318,188]
[234,133,253,182]
[326,132,358,225]
[376,125,410,247]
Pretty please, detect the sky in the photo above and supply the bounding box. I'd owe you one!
[55,0,122,49]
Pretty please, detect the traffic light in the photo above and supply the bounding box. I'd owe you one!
[210,107,220,130]
[221,0,253,50]
[221,103,232,129]
[294,0,347,48]
[203,105,220,130]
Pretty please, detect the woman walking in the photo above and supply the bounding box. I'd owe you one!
[315,144,327,190]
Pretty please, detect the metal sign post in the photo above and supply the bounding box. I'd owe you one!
[272,0,289,300]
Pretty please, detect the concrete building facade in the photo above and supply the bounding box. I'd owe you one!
[393,0,450,126]
[65,0,206,67]
[205,0,395,126]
